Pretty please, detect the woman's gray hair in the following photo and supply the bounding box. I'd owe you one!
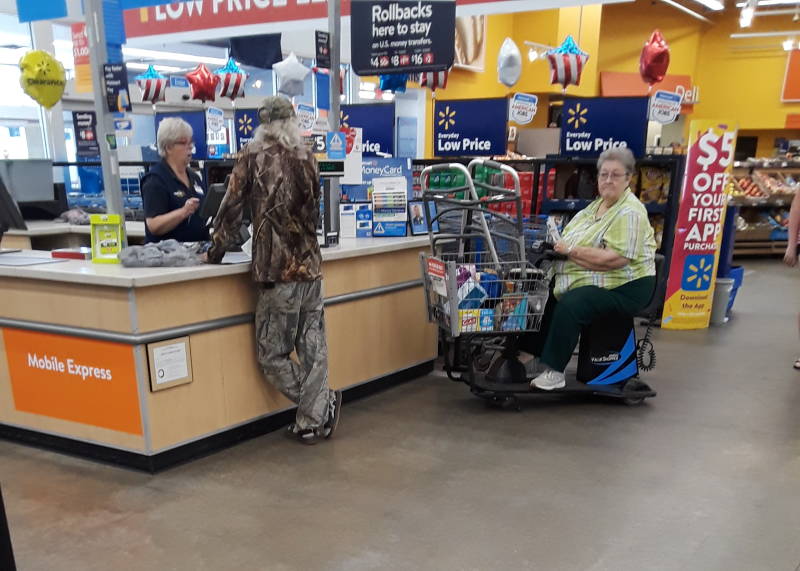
[156,117,193,158]
[597,147,636,174]
[253,116,308,158]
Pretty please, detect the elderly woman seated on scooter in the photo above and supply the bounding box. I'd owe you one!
[524,147,657,391]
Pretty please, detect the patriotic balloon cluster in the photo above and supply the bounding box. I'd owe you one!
[639,30,670,87]
[379,73,408,94]
[185,63,220,103]
[546,36,589,92]
[497,38,522,88]
[419,69,449,93]
[214,58,248,101]
[135,65,168,104]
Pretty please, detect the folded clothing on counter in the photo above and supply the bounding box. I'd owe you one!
[119,239,203,267]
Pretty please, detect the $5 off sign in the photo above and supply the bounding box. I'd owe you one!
[662,120,738,330]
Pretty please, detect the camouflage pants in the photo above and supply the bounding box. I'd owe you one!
[255,280,330,430]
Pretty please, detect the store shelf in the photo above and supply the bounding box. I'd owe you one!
[645,203,667,214]
[731,197,794,208]
[734,240,788,256]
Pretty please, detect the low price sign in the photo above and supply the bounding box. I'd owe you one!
[350,0,455,75]
[662,120,738,330]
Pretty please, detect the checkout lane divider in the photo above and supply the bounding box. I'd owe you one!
[0,279,424,345]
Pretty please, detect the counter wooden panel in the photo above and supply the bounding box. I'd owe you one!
[0,278,133,333]
[134,274,255,333]
[323,248,423,298]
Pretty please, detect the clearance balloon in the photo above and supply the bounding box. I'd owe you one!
[19,51,66,109]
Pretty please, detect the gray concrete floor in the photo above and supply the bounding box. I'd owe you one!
[2,260,800,571]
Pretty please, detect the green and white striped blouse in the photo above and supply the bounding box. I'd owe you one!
[554,188,656,298]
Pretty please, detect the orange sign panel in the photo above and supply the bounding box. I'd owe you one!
[3,329,143,435]
[783,50,800,102]
[600,72,698,110]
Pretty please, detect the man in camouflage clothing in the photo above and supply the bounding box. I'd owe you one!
[206,96,341,445]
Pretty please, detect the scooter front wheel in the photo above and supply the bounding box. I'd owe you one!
[622,397,646,406]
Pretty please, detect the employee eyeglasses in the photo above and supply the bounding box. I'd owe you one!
[597,171,628,181]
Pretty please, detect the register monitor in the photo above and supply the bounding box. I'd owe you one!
[0,176,26,231]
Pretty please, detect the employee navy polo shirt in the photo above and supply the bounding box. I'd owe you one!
[141,161,210,244]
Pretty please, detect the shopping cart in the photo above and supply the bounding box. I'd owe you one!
[419,160,553,396]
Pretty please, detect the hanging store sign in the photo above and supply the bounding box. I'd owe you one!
[349,0,455,75]
[123,0,548,42]
[72,111,100,158]
[649,90,682,124]
[71,23,93,94]
[662,119,738,331]
[103,63,132,113]
[315,30,331,69]
[433,98,506,157]
[560,96,648,158]
[600,71,699,109]
[341,103,395,157]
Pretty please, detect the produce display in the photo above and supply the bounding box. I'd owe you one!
[732,175,768,199]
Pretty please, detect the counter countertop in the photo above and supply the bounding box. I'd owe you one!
[0,236,431,288]
[5,220,146,238]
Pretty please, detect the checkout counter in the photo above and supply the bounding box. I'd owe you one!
[0,237,436,471]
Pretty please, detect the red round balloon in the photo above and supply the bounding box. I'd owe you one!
[185,64,219,103]
[640,30,670,86]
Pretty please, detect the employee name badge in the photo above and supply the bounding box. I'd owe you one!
[90,214,124,264]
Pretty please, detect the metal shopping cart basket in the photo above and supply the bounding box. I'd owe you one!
[418,159,552,392]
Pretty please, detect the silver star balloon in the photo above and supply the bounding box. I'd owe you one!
[274,52,311,97]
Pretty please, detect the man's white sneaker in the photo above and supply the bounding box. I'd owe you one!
[531,369,566,391]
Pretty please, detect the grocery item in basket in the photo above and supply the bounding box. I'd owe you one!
[456,264,477,288]
[480,309,495,331]
[499,293,529,331]
[459,310,480,333]
[457,278,488,310]
[477,271,502,300]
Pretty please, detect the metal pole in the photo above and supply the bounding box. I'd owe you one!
[83,0,126,226]
[327,0,341,235]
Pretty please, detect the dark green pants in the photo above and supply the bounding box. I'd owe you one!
[521,276,656,372]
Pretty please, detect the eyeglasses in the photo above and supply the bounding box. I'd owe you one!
[173,139,194,147]
[597,171,628,181]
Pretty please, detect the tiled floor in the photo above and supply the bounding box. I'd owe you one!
[2,259,800,570]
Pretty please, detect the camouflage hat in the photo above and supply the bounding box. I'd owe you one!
[258,96,295,123]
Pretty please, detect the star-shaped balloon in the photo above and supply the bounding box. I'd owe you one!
[497,37,522,88]
[379,73,408,93]
[640,30,670,87]
[214,58,248,101]
[274,52,311,98]
[186,63,219,103]
[546,35,590,92]
[135,64,168,104]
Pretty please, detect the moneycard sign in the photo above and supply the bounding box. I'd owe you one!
[662,120,738,330]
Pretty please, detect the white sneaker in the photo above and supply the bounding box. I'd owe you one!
[531,369,566,391]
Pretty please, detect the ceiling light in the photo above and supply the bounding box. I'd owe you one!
[737,0,800,5]
[528,49,539,62]
[122,47,227,66]
[784,38,796,50]
[360,82,376,91]
[740,6,755,26]
[358,90,376,100]
[381,92,395,101]
[690,0,724,10]
[658,0,713,23]
[253,79,263,88]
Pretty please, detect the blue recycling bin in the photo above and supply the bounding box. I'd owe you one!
[717,204,739,279]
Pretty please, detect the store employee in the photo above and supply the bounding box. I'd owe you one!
[141,117,210,243]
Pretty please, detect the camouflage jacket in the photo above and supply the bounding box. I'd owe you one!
[207,137,322,283]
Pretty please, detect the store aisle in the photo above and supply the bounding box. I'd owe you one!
[1,260,800,571]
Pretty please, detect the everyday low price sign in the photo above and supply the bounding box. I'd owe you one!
[433,98,507,157]
[350,0,455,75]
[662,120,738,330]
[560,96,648,158]
[341,103,395,157]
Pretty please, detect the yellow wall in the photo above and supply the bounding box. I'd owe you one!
[598,0,704,78]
